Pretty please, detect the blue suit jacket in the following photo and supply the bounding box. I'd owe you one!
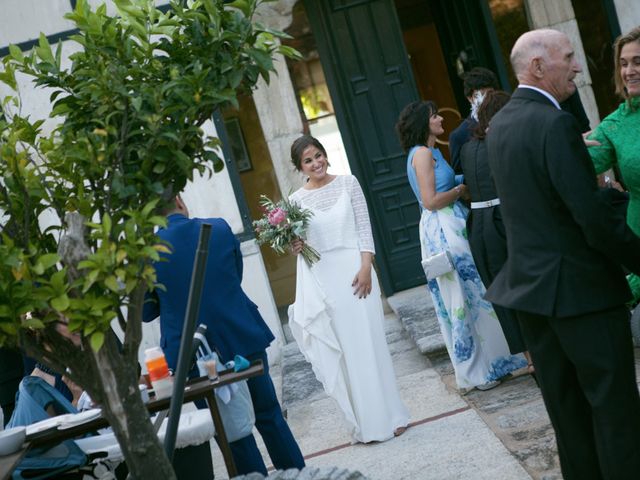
[143,215,274,369]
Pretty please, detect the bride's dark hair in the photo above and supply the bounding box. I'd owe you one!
[290,135,328,171]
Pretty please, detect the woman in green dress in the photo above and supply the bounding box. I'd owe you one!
[588,26,640,302]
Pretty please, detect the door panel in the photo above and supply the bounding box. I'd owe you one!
[303,0,502,294]
[430,0,504,114]
[304,0,424,293]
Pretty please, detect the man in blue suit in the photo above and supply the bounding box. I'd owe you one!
[143,195,305,475]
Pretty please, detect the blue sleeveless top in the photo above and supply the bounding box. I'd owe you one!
[406,146,463,210]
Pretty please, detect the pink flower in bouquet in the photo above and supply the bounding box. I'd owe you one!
[268,207,287,226]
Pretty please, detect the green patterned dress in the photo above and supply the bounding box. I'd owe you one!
[588,97,640,301]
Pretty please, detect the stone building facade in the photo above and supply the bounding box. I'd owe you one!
[2,0,640,365]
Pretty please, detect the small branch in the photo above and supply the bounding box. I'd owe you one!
[116,307,127,334]
[0,184,19,238]
[87,178,104,222]
[123,282,146,365]
[106,98,129,215]
[57,211,91,282]
[27,149,67,222]
[21,185,30,248]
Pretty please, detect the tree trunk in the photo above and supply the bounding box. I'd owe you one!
[91,335,177,480]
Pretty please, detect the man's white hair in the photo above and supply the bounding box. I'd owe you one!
[510,29,565,77]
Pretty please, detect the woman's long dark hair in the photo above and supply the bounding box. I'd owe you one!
[395,101,438,153]
[290,135,327,171]
[474,91,510,139]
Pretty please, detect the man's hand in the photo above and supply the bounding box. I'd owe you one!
[583,130,601,147]
[598,174,625,192]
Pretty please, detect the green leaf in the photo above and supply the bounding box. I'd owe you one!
[51,294,70,312]
[8,44,24,62]
[50,269,67,291]
[104,275,120,292]
[0,64,17,90]
[249,48,273,72]
[35,33,55,64]
[21,317,45,329]
[38,253,59,270]
[102,213,112,236]
[141,199,159,217]
[203,150,224,173]
[82,269,100,293]
[278,44,302,61]
[55,41,63,69]
[226,0,252,17]
[90,331,105,352]
[32,262,45,276]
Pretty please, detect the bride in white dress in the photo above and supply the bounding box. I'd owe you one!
[288,135,409,443]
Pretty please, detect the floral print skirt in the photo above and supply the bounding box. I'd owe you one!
[419,202,526,389]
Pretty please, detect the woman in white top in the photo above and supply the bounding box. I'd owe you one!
[288,135,409,444]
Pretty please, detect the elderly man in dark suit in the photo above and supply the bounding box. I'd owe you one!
[144,195,304,476]
[486,29,640,479]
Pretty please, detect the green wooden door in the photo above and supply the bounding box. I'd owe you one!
[304,0,424,294]
[303,0,504,294]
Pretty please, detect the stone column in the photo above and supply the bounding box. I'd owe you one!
[252,1,305,197]
[524,0,600,126]
[612,0,640,35]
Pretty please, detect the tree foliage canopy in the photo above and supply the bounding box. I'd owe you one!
[1,2,298,475]
[0,0,297,357]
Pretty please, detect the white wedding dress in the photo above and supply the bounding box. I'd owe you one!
[289,175,409,443]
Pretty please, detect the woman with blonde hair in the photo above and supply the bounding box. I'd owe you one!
[588,26,640,303]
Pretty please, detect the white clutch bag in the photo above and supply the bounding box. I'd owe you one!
[421,251,454,281]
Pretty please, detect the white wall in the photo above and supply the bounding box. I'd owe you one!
[0,0,74,46]
[525,0,600,125]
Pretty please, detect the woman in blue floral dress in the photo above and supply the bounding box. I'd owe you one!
[396,101,526,391]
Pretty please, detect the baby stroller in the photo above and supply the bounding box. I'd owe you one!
[7,376,115,479]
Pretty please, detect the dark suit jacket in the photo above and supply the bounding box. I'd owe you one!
[143,215,274,369]
[485,87,640,317]
[449,116,476,175]
[559,90,590,133]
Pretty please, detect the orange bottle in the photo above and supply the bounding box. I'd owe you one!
[144,347,173,399]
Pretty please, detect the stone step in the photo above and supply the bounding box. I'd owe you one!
[281,340,325,411]
[386,286,446,356]
[232,467,369,480]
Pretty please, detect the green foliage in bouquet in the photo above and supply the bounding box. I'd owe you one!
[253,195,320,266]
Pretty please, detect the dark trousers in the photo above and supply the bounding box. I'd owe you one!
[227,350,305,475]
[519,306,640,480]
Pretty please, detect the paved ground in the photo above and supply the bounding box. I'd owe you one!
[388,287,562,479]
[209,304,532,479]
[208,287,640,479]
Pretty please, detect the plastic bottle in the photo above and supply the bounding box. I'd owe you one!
[144,347,173,400]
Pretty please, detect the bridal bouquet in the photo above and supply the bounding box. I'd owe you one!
[253,195,321,266]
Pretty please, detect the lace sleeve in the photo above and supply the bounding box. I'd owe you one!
[349,176,375,254]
